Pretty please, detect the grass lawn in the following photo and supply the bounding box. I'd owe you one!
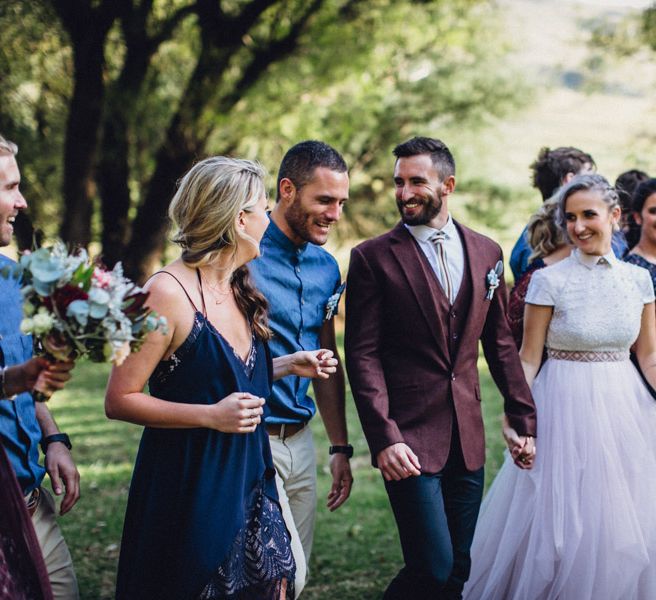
[47,345,507,600]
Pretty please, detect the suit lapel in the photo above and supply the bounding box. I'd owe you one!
[453,222,488,359]
[389,223,450,364]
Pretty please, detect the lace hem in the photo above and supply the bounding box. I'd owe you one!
[198,484,295,600]
[547,349,629,362]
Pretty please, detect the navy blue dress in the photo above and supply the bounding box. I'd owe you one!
[116,275,295,599]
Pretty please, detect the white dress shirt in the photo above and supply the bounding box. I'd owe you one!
[406,215,464,300]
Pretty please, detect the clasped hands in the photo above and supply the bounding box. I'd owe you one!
[503,416,536,470]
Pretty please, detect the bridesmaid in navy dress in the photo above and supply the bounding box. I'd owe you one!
[106,157,337,599]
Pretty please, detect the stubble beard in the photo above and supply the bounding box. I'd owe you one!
[284,201,324,246]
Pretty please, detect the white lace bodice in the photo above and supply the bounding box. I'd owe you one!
[525,250,655,353]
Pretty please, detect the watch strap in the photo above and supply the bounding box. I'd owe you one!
[40,433,72,454]
[329,444,353,458]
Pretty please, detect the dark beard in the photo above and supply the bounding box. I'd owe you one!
[396,193,442,226]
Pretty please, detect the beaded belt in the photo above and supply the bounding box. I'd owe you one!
[547,349,629,362]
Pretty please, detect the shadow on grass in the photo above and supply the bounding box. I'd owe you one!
[45,346,506,599]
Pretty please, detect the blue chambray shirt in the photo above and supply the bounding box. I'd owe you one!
[0,254,45,495]
[250,218,341,425]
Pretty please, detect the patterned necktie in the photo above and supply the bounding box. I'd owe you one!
[429,231,454,304]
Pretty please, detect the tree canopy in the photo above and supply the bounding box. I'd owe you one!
[1,0,526,281]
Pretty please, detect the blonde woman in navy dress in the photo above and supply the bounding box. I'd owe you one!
[106,157,337,600]
[465,174,656,599]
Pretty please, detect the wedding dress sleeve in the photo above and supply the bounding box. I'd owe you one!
[524,267,555,306]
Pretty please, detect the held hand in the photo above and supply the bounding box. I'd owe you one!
[326,453,353,511]
[515,436,536,470]
[44,443,80,515]
[206,392,265,433]
[288,349,337,379]
[376,442,421,481]
[504,424,536,470]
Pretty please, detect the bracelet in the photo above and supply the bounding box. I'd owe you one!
[0,366,16,400]
[40,433,72,454]
[329,444,353,458]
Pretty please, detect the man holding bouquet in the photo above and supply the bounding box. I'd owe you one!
[0,134,79,599]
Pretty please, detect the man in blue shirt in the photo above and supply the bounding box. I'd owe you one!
[250,141,352,595]
[0,134,80,599]
[510,146,627,280]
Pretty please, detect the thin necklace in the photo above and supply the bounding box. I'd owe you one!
[199,270,233,305]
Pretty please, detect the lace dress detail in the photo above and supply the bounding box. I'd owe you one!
[151,312,204,386]
[199,482,295,599]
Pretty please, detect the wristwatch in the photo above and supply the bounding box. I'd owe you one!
[40,433,72,454]
[329,444,353,458]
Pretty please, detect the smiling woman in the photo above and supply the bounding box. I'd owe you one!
[465,173,656,600]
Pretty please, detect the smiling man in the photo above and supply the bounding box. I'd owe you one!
[345,136,537,600]
[0,134,79,599]
[250,140,353,597]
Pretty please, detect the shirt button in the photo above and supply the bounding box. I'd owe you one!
[452,333,458,340]
[301,299,305,305]
[451,373,456,381]
[450,310,457,318]
[296,267,301,274]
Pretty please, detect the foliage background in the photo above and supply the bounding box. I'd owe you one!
[3,0,656,597]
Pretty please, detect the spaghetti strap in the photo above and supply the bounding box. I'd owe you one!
[195,269,208,318]
[150,270,201,314]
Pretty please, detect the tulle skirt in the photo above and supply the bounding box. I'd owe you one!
[464,357,656,600]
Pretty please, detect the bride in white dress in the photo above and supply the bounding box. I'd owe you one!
[464,174,656,600]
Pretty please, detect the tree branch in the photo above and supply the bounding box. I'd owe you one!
[150,3,198,49]
[217,0,325,111]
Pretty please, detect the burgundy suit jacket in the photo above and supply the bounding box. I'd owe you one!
[344,221,537,473]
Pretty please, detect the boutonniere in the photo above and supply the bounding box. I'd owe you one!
[485,260,504,300]
[324,282,346,321]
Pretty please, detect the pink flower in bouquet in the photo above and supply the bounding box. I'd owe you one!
[93,267,113,289]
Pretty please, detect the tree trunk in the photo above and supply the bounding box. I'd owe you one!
[59,38,106,248]
[121,113,202,283]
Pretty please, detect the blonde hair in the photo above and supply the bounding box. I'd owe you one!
[169,156,266,267]
[527,196,567,263]
[0,135,18,157]
[169,156,272,339]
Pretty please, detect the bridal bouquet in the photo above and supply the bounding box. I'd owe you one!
[2,242,168,400]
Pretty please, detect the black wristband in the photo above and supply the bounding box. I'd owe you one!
[40,433,72,454]
[329,444,353,458]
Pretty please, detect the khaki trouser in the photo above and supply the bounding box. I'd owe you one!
[30,487,79,600]
[269,425,317,599]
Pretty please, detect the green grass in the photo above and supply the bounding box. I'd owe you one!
[46,348,506,600]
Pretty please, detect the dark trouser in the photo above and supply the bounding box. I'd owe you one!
[383,431,484,600]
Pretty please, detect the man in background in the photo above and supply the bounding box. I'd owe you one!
[509,146,627,279]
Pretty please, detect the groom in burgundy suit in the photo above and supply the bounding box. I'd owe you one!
[344,137,537,599]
